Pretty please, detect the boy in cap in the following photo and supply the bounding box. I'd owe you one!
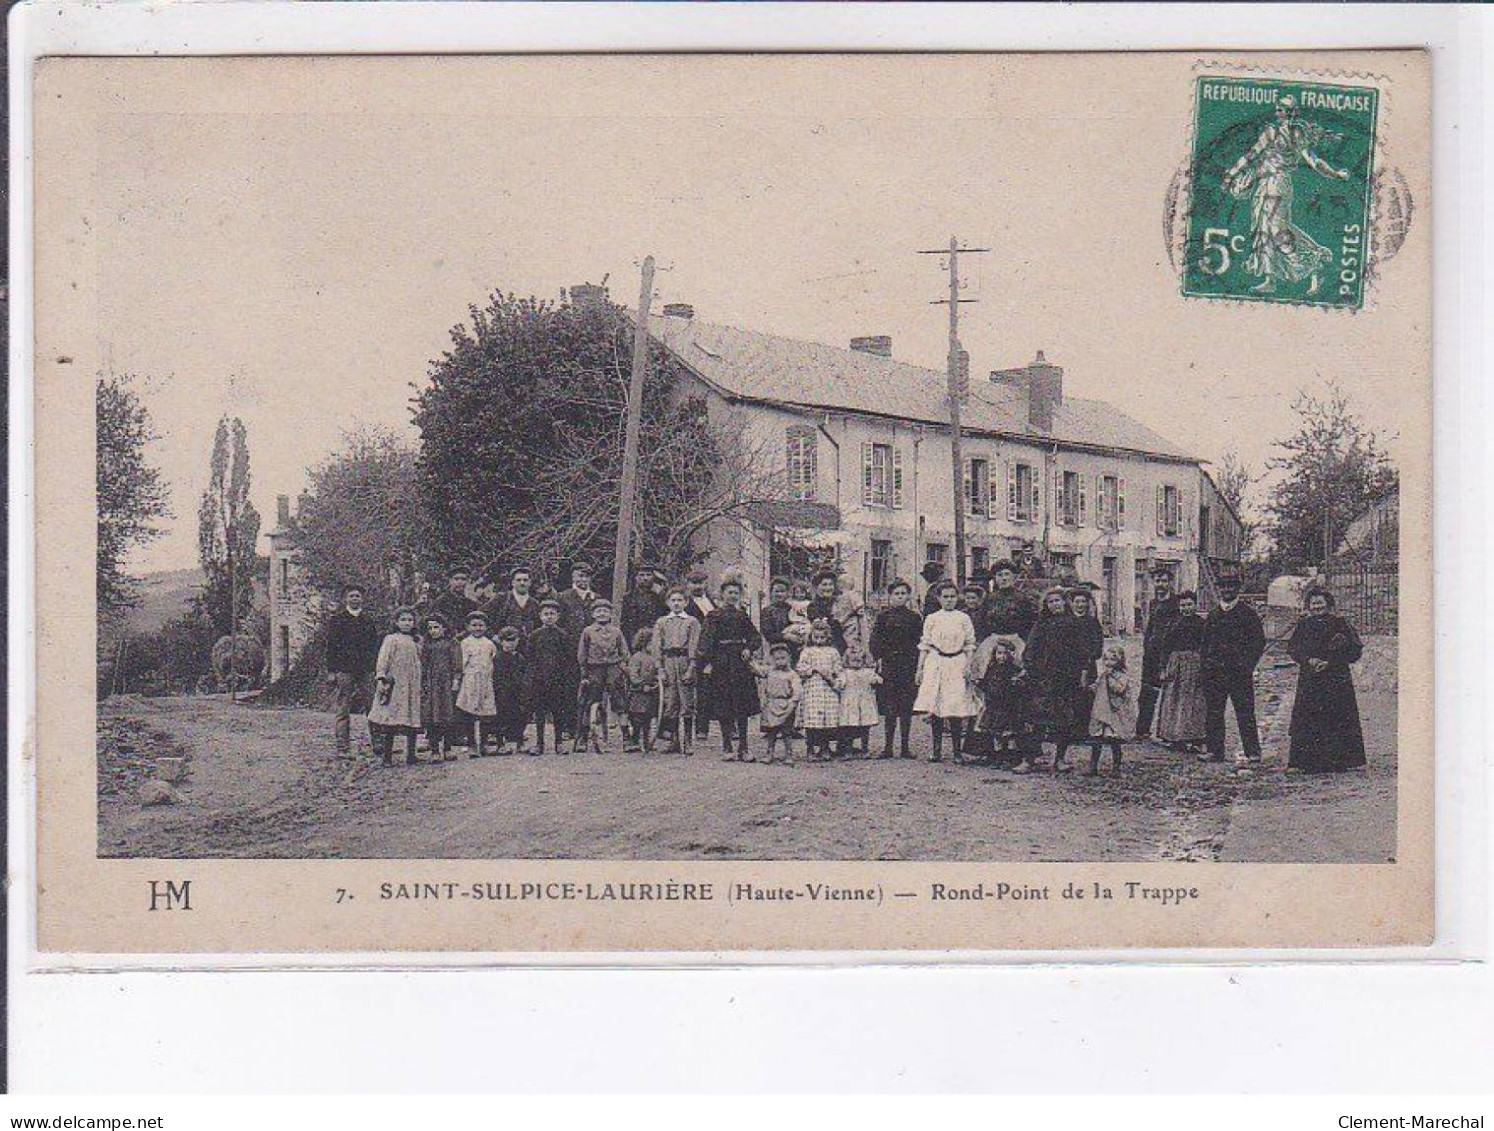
[650,585,702,755]
[526,599,573,755]
[493,625,528,755]
[576,598,630,753]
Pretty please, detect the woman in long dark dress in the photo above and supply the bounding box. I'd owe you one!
[1286,587,1366,773]
[1155,590,1207,752]
[1017,587,1103,773]
[698,572,764,761]
[868,578,923,759]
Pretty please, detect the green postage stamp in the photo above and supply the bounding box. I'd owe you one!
[1184,75,1379,309]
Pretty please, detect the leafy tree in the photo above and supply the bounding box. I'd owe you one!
[294,424,430,610]
[1264,381,1398,569]
[413,292,788,587]
[96,373,171,620]
[1214,447,1259,559]
[196,416,261,637]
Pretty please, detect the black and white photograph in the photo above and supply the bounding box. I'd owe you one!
[75,53,1416,870]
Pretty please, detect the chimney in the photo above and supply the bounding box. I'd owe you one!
[990,350,1063,432]
[276,494,292,527]
[569,282,609,312]
[850,335,892,358]
[662,302,695,320]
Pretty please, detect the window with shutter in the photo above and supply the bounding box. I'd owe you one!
[862,442,875,506]
[1079,474,1089,527]
[785,425,818,502]
[963,458,974,517]
[891,447,904,509]
[1156,484,1166,537]
[1054,469,1064,524]
[1118,477,1127,529]
[1006,460,1018,521]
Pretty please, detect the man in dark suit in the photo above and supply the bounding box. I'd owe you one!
[684,566,716,738]
[325,583,381,758]
[555,561,601,739]
[431,565,478,637]
[1200,570,1267,766]
[1136,566,1183,738]
[620,564,668,645]
[484,566,543,641]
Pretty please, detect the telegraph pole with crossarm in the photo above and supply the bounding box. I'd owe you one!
[918,236,989,588]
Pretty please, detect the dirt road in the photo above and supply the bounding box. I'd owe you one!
[98,643,1396,862]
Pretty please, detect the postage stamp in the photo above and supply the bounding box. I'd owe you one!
[1183,75,1379,309]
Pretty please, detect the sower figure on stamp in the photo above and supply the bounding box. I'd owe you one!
[1199,569,1267,769]
[1223,95,1351,297]
[1136,566,1182,739]
[325,583,381,759]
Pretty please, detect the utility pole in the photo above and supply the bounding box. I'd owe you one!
[918,236,989,588]
[613,255,655,605]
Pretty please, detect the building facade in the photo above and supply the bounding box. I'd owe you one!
[648,311,1242,634]
[266,495,317,683]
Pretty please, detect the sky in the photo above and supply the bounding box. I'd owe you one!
[43,53,1428,573]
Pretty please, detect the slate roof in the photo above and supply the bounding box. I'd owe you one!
[647,312,1197,463]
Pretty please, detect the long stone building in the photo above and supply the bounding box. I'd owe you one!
[646,306,1243,635]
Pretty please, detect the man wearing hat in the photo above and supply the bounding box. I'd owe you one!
[555,561,600,743]
[325,583,381,758]
[1136,565,1183,739]
[684,566,716,739]
[431,565,479,638]
[920,559,948,616]
[620,563,668,645]
[1199,568,1266,767]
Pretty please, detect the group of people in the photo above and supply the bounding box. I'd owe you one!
[322,554,1370,777]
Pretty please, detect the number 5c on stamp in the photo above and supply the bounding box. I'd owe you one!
[1184,75,1378,309]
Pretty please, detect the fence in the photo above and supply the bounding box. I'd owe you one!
[1322,563,1399,635]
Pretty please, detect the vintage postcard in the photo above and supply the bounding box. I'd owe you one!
[30,50,1431,957]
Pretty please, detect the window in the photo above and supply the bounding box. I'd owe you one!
[1156,484,1182,538]
[1097,474,1126,531]
[861,441,903,509]
[278,625,291,672]
[278,557,291,597]
[924,542,949,570]
[786,425,818,502]
[869,539,894,595]
[1055,469,1088,527]
[964,457,992,517]
[970,546,990,577]
[1007,460,1039,522]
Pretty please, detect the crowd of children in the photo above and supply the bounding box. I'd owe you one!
[353,558,1141,776]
